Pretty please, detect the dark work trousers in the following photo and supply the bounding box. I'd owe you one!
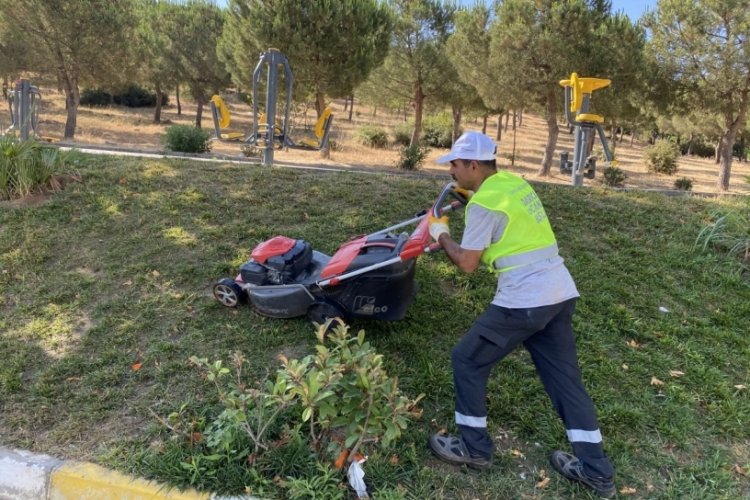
[452,298,614,479]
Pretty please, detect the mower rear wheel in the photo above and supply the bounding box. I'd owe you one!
[307,301,346,327]
[213,279,245,307]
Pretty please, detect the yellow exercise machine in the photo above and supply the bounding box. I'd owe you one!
[558,72,616,186]
[209,95,246,141]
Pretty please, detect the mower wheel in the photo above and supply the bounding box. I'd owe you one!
[307,301,346,327]
[213,279,246,307]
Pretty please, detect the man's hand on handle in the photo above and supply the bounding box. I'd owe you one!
[428,214,450,243]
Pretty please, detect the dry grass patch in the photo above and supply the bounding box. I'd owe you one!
[2,86,749,194]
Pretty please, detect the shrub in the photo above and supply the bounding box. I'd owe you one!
[113,85,169,107]
[674,177,693,191]
[397,144,429,171]
[602,165,627,187]
[80,88,112,107]
[170,322,423,492]
[0,135,77,200]
[681,138,715,158]
[392,123,411,147]
[165,125,211,153]
[357,126,389,148]
[645,139,680,175]
[421,112,456,148]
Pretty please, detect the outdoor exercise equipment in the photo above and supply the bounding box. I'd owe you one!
[246,49,335,165]
[5,79,41,140]
[209,94,246,142]
[558,72,615,187]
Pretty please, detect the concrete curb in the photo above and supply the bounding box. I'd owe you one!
[0,447,258,500]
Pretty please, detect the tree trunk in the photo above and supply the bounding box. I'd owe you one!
[717,101,748,190]
[538,87,559,176]
[343,98,348,112]
[481,113,488,135]
[348,95,354,122]
[715,141,721,164]
[518,110,523,127]
[512,110,517,131]
[176,84,182,115]
[686,133,694,156]
[195,98,203,128]
[630,131,635,147]
[496,113,502,141]
[153,82,162,124]
[452,105,462,144]
[315,92,326,118]
[738,135,746,162]
[410,82,424,148]
[504,109,510,132]
[61,72,80,140]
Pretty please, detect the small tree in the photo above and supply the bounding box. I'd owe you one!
[164,1,230,128]
[646,1,750,190]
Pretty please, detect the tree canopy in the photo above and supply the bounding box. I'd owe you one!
[0,0,136,138]
[645,0,750,190]
[219,0,392,117]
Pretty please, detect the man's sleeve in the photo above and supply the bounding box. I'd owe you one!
[460,204,507,251]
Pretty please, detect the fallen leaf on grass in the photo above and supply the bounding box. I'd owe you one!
[334,449,348,470]
[535,477,550,489]
[122,280,133,287]
[627,339,641,349]
[622,363,629,370]
[131,362,142,372]
[190,432,202,446]
[669,370,685,378]
[619,486,637,495]
[510,449,525,459]
[650,376,665,386]
[734,384,746,390]
[733,464,747,476]
[151,270,160,277]
[389,454,400,465]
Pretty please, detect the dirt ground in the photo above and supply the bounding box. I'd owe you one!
[3,86,750,195]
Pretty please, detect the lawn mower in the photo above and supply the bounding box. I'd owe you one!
[212,183,467,324]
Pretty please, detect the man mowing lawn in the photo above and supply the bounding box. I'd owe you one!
[427,132,616,498]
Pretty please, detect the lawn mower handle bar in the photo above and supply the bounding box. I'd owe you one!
[368,183,467,238]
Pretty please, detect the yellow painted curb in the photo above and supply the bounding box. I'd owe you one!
[49,461,209,500]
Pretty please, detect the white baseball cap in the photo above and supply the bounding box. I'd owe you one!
[436,131,497,164]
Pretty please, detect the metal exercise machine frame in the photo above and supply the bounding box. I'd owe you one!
[6,79,41,140]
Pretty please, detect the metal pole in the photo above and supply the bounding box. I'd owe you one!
[571,95,593,187]
[19,79,30,140]
[263,55,277,166]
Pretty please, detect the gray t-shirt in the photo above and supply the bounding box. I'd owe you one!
[460,204,579,308]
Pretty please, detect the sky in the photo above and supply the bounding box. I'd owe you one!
[610,0,656,21]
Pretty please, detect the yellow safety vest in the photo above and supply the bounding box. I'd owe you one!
[467,172,558,273]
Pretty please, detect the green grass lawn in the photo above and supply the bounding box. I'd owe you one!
[1,155,749,499]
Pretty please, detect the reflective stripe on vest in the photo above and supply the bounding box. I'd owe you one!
[467,171,558,273]
[494,242,559,269]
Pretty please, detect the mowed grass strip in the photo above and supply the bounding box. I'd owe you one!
[0,155,748,498]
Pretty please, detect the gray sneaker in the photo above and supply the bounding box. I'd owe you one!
[550,450,616,498]
[428,433,491,470]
